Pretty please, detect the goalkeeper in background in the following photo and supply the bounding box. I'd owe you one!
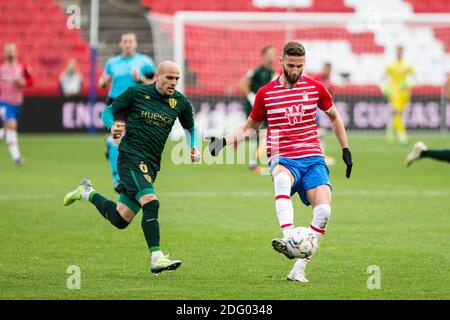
[381,46,415,145]
[239,45,277,173]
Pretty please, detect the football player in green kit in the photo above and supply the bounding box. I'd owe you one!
[239,45,277,173]
[63,61,201,274]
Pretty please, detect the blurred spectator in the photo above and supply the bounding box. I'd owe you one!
[59,59,82,97]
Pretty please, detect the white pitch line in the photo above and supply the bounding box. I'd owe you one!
[161,190,450,197]
[0,190,449,201]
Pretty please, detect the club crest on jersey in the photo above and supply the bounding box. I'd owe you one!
[302,91,308,101]
[169,98,177,108]
[285,104,305,125]
[139,161,148,173]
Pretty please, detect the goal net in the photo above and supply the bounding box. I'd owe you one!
[148,11,450,135]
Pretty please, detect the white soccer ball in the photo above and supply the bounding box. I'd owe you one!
[286,227,318,258]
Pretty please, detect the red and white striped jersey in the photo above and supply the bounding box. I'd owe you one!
[0,62,32,105]
[250,75,333,163]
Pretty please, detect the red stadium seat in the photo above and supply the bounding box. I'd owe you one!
[0,0,97,96]
[433,27,450,53]
[141,0,354,14]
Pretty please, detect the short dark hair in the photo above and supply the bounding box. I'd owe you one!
[261,45,275,56]
[121,32,137,40]
[282,41,305,58]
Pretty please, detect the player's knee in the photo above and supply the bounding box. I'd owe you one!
[274,172,291,189]
[139,194,157,205]
[116,203,136,223]
[5,120,17,130]
[114,218,129,229]
[313,204,331,222]
[111,212,130,229]
[142,200,159,220]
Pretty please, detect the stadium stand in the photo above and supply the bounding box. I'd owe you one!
[0,0,152,96]
[0,0,91,95]
[141,0,354,14]
[145,0,450,96]
[1,0,448,97]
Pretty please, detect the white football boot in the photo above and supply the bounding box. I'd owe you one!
[405,141,427,167]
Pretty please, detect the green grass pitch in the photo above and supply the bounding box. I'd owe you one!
[0,133,448,299]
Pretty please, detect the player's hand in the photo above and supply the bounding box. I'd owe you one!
[132,68,141,82]
[208,137,226,156]
[190,147,201,163]
[99,75,111,88]
[111,121,125,139]
[342,148,353,179]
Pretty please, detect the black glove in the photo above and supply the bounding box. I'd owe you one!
[342,148,353,179]
[208,137,227,156]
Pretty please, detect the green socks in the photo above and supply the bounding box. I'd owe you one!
[89,193,129,229]
[421,150,450,163]
[142,200,161,252]
[88,192,162,251]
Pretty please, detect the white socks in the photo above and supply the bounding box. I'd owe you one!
[294,257,310,269]
[273,172,294,238]
[81,187,95,201]
[310,204,331,238]
[294,204,331,273]
[0,128,4,140]
[151,250,164,264]
[6,130,21,161]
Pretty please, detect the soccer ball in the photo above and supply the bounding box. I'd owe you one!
[286,227,318,258]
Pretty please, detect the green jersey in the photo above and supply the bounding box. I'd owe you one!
[243,65,275,118]
[107,83,195,170]
[248,65,275,94]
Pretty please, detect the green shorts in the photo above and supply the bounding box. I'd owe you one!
[115,152,158,214]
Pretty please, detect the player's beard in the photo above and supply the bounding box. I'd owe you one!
[283,66,301,86]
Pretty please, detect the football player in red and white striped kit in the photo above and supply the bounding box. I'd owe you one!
[0,43,33,165]
[209,41,353,282]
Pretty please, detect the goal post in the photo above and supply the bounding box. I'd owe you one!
[149,11,450,133]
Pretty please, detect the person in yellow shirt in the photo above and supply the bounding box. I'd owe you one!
[381,46,415,144]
